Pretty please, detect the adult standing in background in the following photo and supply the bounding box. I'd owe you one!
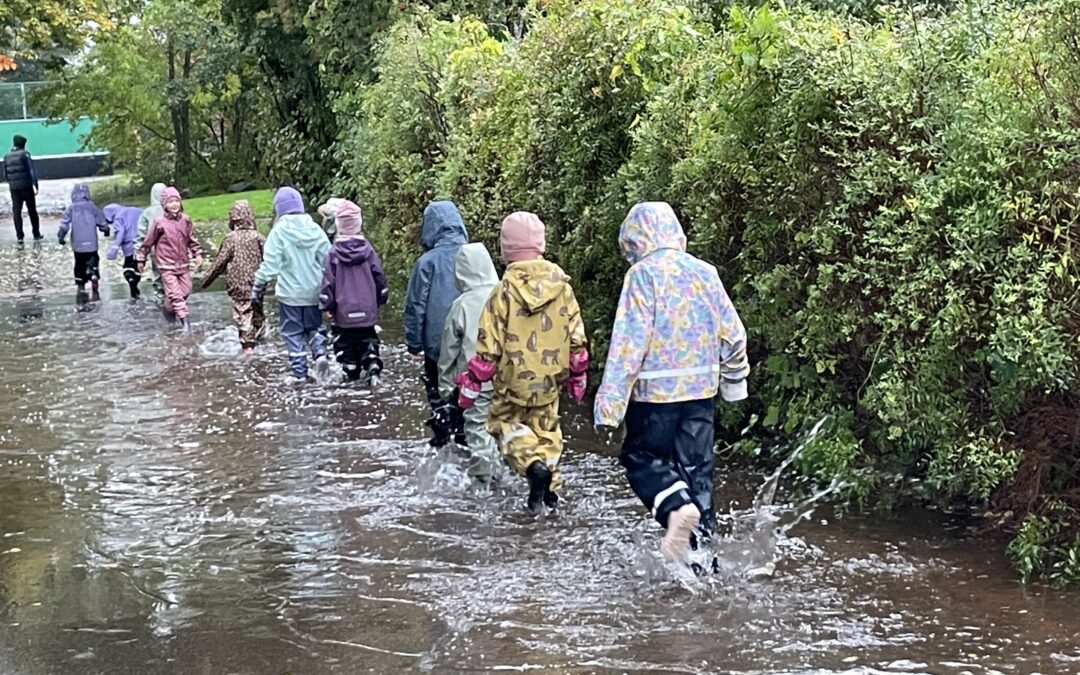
[1,134,42,242]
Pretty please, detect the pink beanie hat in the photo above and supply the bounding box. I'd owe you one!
[335,200,363,237]
[500,211,546,262]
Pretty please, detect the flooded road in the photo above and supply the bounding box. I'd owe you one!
[0,241,1078,674]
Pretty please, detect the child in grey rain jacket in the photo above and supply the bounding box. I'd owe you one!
[438,243,500,484]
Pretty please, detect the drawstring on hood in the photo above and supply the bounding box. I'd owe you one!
[618,202,688,264]
[454,243,498,293]
[420,201,468,251]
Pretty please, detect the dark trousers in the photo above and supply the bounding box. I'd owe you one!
[332,325,382,380]
[73,251,101,286]
[621,398,716,537]
[279,304,327,379]
[123,255,142,298]
[422,354,463,441]
[10,187,40,240]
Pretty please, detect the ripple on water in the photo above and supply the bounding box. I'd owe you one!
[0,248,1076,674]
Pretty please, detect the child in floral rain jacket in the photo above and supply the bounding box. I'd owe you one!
[202,200,266,354]
[456,212,589,512]
[594,202,749,568]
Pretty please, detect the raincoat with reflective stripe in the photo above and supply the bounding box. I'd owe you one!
[594,202,749,428]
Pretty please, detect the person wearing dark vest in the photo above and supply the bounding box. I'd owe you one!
[2,135,42,242]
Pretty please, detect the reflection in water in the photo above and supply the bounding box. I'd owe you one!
[0,242,1077,674]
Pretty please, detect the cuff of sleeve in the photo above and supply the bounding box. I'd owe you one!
[720,379,748,402]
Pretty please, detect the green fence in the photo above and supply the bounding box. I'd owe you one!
[0,82,101,158]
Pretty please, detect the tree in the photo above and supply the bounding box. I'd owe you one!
[41,0,263,187]
[0,0,112,71]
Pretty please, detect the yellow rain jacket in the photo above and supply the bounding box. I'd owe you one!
[476,259,588,408]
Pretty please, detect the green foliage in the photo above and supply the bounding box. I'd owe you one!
[341,0,1080,583]
[183,189,274,222]
[1008,501,1080,586]
[41,0,267,190]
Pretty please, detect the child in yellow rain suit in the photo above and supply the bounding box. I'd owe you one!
[456,212,588,512]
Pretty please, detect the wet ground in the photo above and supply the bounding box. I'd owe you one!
[0,240,1078,674]
[0,177,119,218]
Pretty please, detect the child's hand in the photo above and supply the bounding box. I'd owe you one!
[323,311,333,321]
[192,255,204,269]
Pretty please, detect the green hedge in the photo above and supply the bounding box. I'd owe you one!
[335,0,1080,584]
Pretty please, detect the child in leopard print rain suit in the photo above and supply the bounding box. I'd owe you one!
[456,212,588,512]
[202,200,266,354]
[594,202,749,566]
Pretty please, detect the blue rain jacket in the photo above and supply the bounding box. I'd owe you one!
[404,201,469,358]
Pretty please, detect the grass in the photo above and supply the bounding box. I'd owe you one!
[182,189,274,223]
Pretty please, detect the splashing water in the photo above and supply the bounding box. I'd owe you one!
[708,417,845,581]
[0,243,1077,674]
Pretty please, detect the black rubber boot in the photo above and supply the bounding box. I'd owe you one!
[543,490,559,510]
[526,461,553,514]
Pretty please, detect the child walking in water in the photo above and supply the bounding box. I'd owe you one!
[594,202,749,566]
[202,200,266,354]
[135,183,166,298]
[405,201,469,447]
[456,212,588,512]
[104,203,144,299]
[438,243,501,486]
[319,200,388,385]
[58,183,109,298]
[136,187,203,331]
[252,187,331,381]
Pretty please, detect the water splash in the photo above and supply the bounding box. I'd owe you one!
[198,325,241,357]
[711,417,845,580]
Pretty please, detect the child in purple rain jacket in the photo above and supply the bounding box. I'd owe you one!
[58,183,109,295]
[318,200,388,385]
[103,203,144,299]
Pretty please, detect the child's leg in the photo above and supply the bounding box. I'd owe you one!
[279,303,309,379]
[357,326,382,376]
[530,400,564,492]
[87,253,101,285]
[73,252,88,288]
[672,399,716,537]
[163,271,192,319]
[234,298,255,346]
[421,356,444,411]
[619,400,699,529]
[123,255,141,298]
[465,390,498,481]
[301,306,327,360]
[488,398,562,488]
[332,326,361,380]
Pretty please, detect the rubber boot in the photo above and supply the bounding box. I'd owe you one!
[178,317,191,333]
[526,460,553,514]
[661,503,701,562]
